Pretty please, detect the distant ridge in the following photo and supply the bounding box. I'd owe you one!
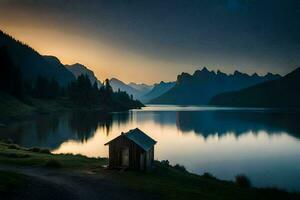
[150,67,281,105]
[66,63,102,87]
[128,82,153,95]
[140,81,175,103]
[0,30,75,86]
[109,78,141,99]
[209,67,300,108]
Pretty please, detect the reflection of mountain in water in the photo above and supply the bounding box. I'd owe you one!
[0,111,130,149]
[176,111,300,139]
[136,111,176,126]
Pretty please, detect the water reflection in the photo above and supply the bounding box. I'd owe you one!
[1,106,300,190]
[0,111,119,149]
[176,111,300,139]
[1,109,300,150]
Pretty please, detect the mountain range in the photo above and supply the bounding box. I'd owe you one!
[209,67,300,108]
[2,30,295,108]
[150,67,281,105]
[109,78,177,103]
[0,31,75,86]
[66,63,102,87]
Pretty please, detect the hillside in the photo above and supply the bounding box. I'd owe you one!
[150,67,281,105]
[0,31,75,86]
[209,67,300,108]
[66,63,102,87]
[140,81,175,103]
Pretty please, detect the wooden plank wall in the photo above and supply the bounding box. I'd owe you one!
[108,136,146,170]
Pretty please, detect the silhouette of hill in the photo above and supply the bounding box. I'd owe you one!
[66,63,102,87]
[140,81,175,103]
[210,67,300,108]
[0,30,75,86]
[150,67,281,105]
[109,78,142,99]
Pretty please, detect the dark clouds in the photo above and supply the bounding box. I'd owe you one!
[1,0,300,75]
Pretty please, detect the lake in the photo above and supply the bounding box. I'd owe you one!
[1,105,300,191]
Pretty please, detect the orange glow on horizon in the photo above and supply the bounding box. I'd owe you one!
[0,24,186,84]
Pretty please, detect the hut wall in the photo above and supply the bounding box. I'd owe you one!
[108,136,145,170]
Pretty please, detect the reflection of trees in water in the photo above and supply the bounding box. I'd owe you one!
[35,114,59,139]
[176,111,300,139]
[0,111,131,149]
[68,111,113,141]
[111,112,132,132]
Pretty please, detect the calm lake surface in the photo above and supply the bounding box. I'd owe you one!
[1,105,300,191]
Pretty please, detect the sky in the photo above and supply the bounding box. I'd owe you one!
[0,0,299,84]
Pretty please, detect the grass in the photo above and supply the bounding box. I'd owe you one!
[0,140,107,169]
[0,170,26,194]
[111,161,300,200]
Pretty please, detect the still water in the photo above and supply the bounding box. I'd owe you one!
[1,105,300,191]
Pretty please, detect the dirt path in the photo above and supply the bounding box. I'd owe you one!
[0,165,158,200]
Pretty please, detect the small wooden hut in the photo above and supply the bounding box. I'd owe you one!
[104,128,157,171]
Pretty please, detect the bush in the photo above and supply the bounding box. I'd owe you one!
[202,172,216,180]
[45,160,62,168]
[39,148,51,154]
[8,144,21,150]
[29,147,41,152]
[160,160,170,167]
[173,164,187,173]
[3,139,13,144]
[235,174,251,188]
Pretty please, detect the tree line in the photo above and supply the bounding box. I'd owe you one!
[0,46,143,109]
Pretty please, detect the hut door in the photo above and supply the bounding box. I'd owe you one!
[140,153,145,170]
[121,148,129,167]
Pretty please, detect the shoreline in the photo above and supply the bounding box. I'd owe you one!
[0,140,299,200]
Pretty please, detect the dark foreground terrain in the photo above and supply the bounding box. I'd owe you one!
[0,140,299,200]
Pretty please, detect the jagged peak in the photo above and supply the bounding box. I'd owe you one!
[193,67,216,76]
[217,70,226,76]
[252,72,259,77]
[202,66,209,72]
[233,70,243,75]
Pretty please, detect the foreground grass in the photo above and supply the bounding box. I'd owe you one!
[0,140,299,200]
[0,170,26,194]
[0,140,107,169]
[111,162,300,200]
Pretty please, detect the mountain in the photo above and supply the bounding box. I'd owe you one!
[0,30,75,86]
[150,67,281,105]
[140,81,175,103]
[128,82,153,95]
[109,78,141,99]
[209,67,300,108]
[66,63,102,87]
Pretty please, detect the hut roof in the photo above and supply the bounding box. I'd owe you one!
[105,128,157,151]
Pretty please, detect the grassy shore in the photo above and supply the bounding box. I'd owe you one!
[0,140,299,200]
